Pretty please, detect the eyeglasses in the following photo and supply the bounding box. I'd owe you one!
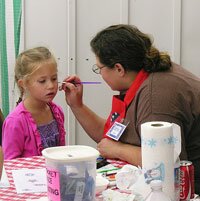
[92,64,106,74]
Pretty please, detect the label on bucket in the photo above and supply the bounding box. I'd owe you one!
[46,167,61,201]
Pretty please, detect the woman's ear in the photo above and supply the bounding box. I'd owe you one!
[114,63,125,76]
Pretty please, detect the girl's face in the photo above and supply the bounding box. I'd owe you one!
[24,62,58,103]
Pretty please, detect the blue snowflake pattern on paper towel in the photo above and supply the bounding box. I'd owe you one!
[142,136,178,148]
[168,136,174,144]
[148,138,157,147]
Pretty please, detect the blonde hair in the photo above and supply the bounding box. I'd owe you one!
[15,46,57,105]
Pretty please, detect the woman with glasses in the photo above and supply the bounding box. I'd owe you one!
[61,24,200,194]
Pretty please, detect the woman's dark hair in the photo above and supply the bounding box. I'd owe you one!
[90,24,171,72]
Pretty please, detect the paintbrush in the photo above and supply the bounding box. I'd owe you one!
[59,81,101,85]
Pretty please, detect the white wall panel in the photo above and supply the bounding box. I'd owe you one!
[129,0,180,62]
[181,0,200,76]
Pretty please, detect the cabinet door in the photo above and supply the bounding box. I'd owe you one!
[181,0,200,76]
[74,0,129,147]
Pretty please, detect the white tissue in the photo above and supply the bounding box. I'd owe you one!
[115,164,150,200]
[102,189,135,201]
[115,165,140,190]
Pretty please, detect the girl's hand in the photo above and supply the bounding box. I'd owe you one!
[59,75,83,108]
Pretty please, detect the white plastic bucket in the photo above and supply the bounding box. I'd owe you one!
[42,145,99,201]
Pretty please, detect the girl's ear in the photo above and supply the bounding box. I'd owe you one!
[114,63,125,76]
[17,79,25,89]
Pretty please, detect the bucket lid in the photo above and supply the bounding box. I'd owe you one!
[42,145,100,162]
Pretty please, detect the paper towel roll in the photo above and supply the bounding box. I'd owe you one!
[141,121,175,200]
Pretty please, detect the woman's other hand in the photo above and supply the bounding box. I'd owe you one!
[97,138,122,159]
[97,138,142,166]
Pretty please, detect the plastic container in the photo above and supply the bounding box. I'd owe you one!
[42,145,99,201]
[144,180,172,201]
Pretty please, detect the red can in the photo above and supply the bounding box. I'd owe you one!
[180,160,195,200]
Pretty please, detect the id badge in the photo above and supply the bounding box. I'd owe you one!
[106,120,128,141]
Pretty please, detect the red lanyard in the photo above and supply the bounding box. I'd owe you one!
[103,69,149,138]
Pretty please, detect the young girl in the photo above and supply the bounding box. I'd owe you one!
[2,47,66,159]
